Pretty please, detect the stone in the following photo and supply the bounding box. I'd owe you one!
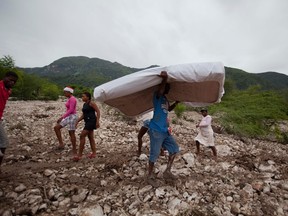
[6,192,18,199]
[139,153,148,161]
[251,181,264,191]
[103,204,111,214]
[143,194,152,202]
[39,203,48,211]
[48,188,55,200]
[139,185,153,195]
[80,205,104,216]
[280,181,288,191]
[258,164,276,173]
[226,196,233,202]
[168,197,181,215]
[15,183,27,192]
[29,188,41,195]
[28,195,43,204]
[59,197,71,206]
[44,169,54,177]
[231,202,241,214]
[217,145,232,156]
[182,153,195,167]
[100,180,107,187]
[72,189,89,203]
[155,187,166,198]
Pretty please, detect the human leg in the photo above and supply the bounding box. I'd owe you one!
[0,148,6,170]
[162,135,179,179]
[77,130,89,157]
[160,148,165,156]
[69,130,77,155]
[0,122,9,171]
[137,126,148,155]
[54,124,64,148]
[87,130,96,158]
[195,140,200,154]
[147,129,164,177]
[209,146,217,159]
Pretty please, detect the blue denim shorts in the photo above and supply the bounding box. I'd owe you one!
[148,129,179,163]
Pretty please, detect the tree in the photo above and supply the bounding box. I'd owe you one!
[0,55,15,68]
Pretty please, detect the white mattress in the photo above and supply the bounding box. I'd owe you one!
[94,62,225,116]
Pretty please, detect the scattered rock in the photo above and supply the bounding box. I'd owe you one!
[15,183,27,192]
[0,101,287,215]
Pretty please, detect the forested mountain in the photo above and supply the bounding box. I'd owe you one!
[21,56,288,90]
[21,56,155,88]
[225,67,288,90]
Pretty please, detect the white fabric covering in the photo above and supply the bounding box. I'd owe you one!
[94,62,225,116]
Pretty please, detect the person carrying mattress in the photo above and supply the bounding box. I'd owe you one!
[147,71,179,187]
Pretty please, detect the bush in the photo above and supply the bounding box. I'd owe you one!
[174,103,186,118]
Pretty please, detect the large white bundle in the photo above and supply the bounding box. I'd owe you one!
[94,62,225,116]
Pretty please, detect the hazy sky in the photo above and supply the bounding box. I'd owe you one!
[1,0,288,75]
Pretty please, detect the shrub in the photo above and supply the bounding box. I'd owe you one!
[174,103,186,118]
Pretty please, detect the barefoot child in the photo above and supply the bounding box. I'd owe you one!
[73,92,100,161]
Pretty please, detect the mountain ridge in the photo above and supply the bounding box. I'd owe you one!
[20,56,288,90]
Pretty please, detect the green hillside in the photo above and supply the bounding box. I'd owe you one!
[21,57,288,91]
[21,56,153,88]
[225,67,288,90]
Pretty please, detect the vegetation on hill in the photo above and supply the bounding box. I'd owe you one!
[225,67,288,90]
[0,55,60,100]
[21,56,144,88]
[208,85,288,143]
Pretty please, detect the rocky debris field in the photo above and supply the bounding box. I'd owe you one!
[0,100,287,216]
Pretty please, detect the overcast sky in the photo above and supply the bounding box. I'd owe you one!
[1,0,288,75]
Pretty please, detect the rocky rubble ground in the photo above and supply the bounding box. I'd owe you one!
[0,100,287,216]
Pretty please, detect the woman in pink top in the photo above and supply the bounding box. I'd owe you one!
[54,87,78,155]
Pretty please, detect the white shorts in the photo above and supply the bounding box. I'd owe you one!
[60,114,78,131]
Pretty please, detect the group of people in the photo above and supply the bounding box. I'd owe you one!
[0,71,217,187]
[53,87,101,162]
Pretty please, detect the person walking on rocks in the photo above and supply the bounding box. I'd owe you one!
[195,108,217,159]
[147,71,179,186]
[73,92,100,161]
[0,71,18,173]
[54,87,78,156]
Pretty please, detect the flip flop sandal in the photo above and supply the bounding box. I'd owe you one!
[87,153,96,159]
[73,155,82,162]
